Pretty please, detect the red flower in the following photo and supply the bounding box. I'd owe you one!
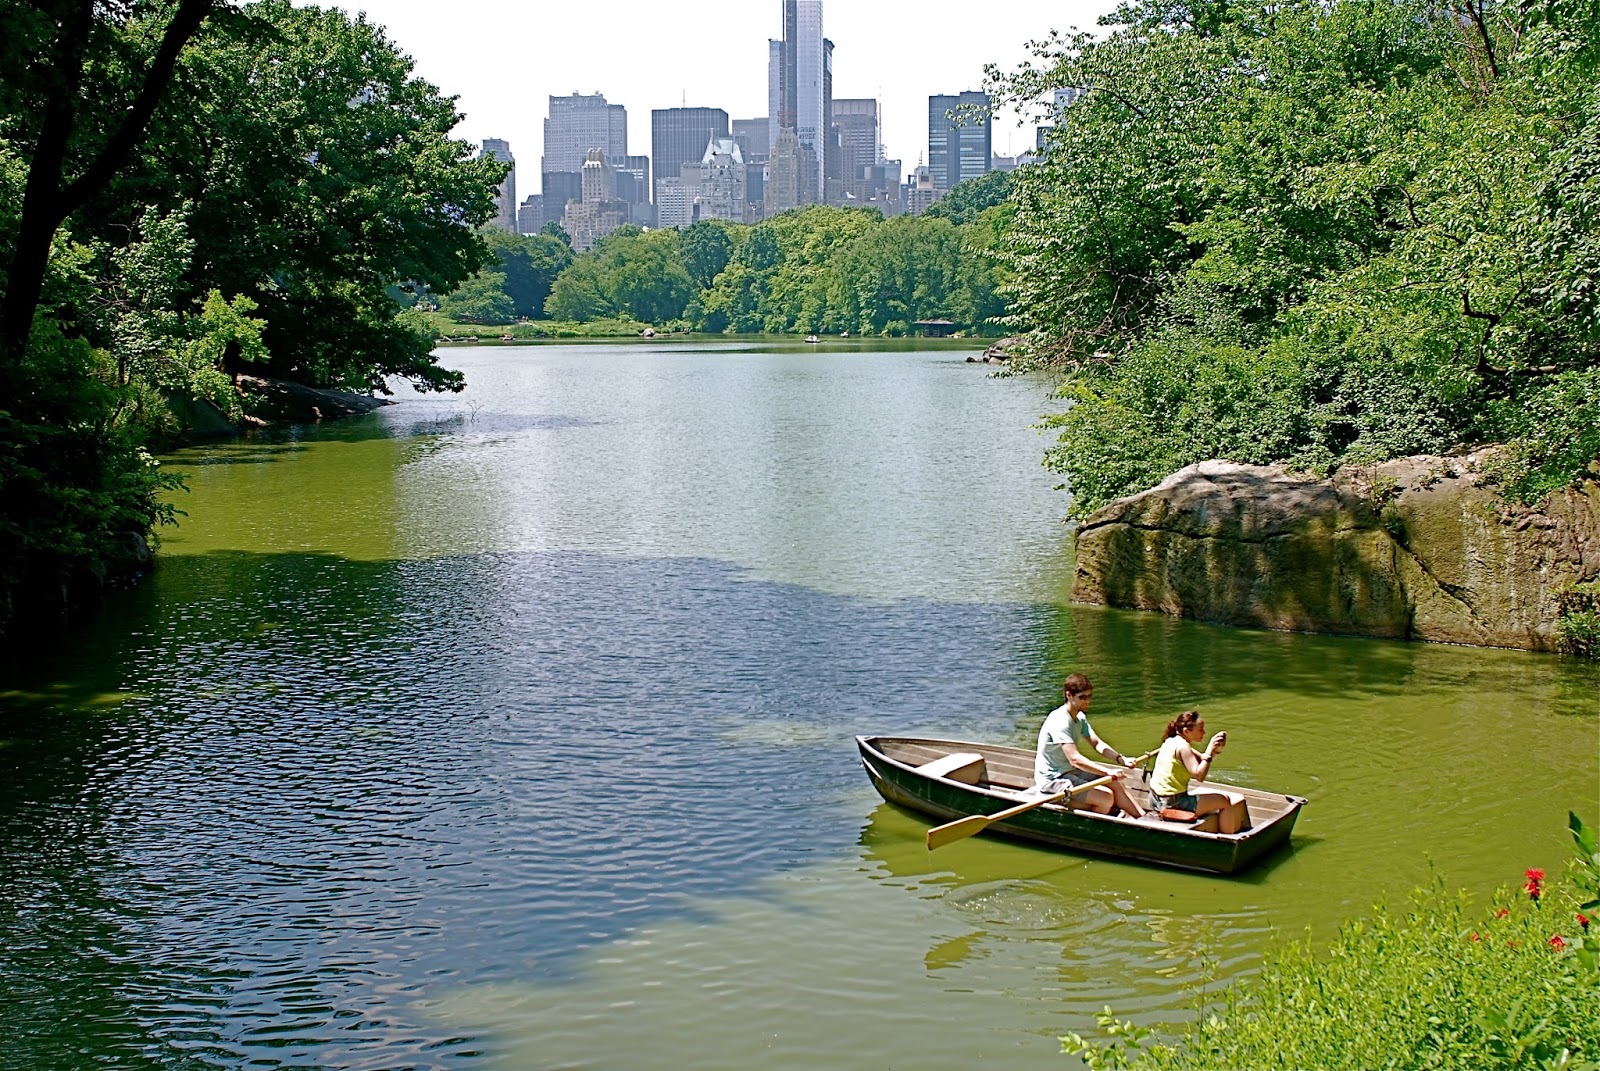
[1579,913,1591,932]
[1524,868,1545,899]
[1494,908,1511,919]
[1550,935,1568,950]
[1469,932,1481,942]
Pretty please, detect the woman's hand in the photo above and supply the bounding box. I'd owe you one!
[1206,731,1226,757]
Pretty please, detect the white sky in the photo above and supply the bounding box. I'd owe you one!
[321,0,1116,193]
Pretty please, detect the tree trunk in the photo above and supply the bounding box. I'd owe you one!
[1,0,217,363]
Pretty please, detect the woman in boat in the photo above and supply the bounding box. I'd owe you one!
[1034,673,1147,819]
[1148,710,1249,833]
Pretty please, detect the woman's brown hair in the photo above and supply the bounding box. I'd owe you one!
[1163,710,1203,739]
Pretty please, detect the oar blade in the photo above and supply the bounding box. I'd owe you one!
[926,814,993,851]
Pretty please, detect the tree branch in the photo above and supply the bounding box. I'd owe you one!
[2,0,219,362]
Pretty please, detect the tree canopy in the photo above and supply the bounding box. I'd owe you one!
[0,0,502,632]
[440,229,572,324]
[514,206,1007,337]
[988,0,1600,513]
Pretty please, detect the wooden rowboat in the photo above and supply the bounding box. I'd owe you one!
[857,735,1308,874]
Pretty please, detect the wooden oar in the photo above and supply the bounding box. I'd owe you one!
[926,775,1114,851]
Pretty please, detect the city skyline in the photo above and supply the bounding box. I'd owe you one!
[317,0,1116,195]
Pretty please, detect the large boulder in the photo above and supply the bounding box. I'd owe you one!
[1071,451,1600,651]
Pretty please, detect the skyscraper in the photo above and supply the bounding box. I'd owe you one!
[697,138,747,223]
[543,93,628,175]
[563,148,629,252]
[479,139,516,232]
[651,107,729,206]
[769,1,826,204]
[732,118,770,163]
[543,94,629,214]
[831,98,879,196]
[927,91,992,191]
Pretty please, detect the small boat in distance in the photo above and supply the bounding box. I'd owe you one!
[804,334,821,344]
[857,735,1307,874]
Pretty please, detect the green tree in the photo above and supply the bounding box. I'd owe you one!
[482,228,572,320]
[545,228,694,323]
[986,0,1600,514]
[923,168,1016,226]
[438,270,514,325]
[691,206,880,333]
[679,220,735,290]
[122,0,502,392]
[0,0,504,633]
[0,0,219,363]
[541,219,573,248]
[829,215,991,335]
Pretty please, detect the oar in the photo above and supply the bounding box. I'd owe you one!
[926,775,1113,851]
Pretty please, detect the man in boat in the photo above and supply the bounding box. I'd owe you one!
[1034,673,1147,819]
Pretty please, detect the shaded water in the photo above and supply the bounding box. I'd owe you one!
[1,341,1595,1070]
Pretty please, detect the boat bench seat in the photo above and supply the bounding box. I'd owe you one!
[916,752,987,785]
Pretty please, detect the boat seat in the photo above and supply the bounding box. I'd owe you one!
[916,752,987,785]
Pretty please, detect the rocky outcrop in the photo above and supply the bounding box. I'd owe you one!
[1071,451,1600,651]
[178,375,394,436]
[968,337,1022,364]
[236,375,394,424]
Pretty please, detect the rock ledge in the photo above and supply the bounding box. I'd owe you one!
[1071,451,1600,651]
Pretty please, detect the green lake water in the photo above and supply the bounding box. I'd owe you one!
[1,339,1595,1070]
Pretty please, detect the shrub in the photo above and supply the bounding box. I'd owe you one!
[1556,583,1600,660]
[1063,813,1600,1070]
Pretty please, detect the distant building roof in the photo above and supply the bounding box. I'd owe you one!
[703,137,744,165]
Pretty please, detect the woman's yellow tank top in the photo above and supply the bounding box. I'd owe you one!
[1149,736,1191,798]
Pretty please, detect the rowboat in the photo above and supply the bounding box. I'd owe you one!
[857,735,1308,874]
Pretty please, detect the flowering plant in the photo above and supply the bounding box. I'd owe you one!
[1059,811,1600,1071]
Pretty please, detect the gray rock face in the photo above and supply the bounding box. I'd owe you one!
[1071,453,1600,651]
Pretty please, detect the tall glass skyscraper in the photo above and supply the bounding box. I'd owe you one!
[927,91,992,191]
[769,1,827,204]
[542,94,628,176]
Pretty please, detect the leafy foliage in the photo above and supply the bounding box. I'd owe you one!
[544,227,696,324]
[479,228,571,320]
[1062,814,1600,1070]
[1556,582,1600,659]
[505,204,1009,336]
[0,1,502,632]
[923,169,1016,226]
[119,0,501,393]
[987,0,1600,515]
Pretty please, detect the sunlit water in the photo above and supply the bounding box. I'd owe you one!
[1,340,1595,1071]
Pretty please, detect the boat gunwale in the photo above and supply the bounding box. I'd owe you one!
[856,734,1308,847]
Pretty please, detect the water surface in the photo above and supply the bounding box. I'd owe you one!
[2,341,1595,1070]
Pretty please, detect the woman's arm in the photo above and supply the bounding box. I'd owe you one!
[1180,732,1226,781]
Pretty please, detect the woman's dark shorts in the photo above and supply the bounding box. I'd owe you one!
[1151,790,1199,812]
